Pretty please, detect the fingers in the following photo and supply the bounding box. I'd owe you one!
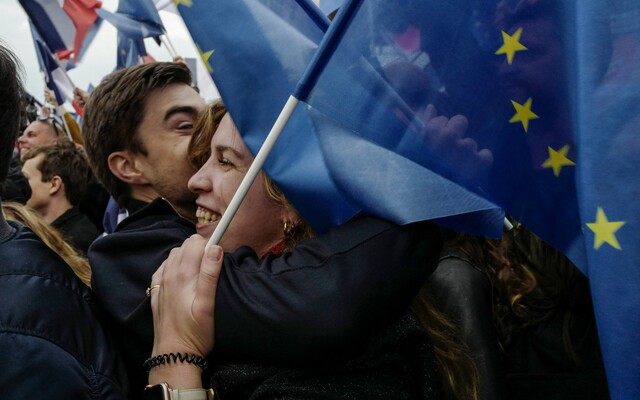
[73,87,89,107]
[424,104,437,121]
[193,245,223,319]
[44,87,57,105]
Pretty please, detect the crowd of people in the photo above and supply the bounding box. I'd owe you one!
[0,6,610,397]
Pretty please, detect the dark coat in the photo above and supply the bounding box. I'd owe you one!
[429,252,508,400]
[52,206,101,254]
[89,198,442,396]
[0,221,128,399]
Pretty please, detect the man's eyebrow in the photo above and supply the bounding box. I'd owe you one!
[164,105,199,121]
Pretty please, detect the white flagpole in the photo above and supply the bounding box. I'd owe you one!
[206,95,299,249]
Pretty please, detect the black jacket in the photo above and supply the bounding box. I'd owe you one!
[0,220,128,399]
[209,312,439,399]
[52,206,101,254]
[429,252,508,400]
[89,198,442,395]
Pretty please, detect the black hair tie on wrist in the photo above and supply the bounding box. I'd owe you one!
[143,352,208,372]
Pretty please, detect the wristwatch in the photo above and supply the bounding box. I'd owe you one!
[143,382,215,400]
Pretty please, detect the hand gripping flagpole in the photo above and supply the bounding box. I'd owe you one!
[205,95,299,249]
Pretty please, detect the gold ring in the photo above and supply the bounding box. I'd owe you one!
[146,284,160,297]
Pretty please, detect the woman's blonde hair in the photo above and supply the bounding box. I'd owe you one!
[2,202,92,287]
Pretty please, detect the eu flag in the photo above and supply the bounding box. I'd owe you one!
[177,0,503,235]
[293,0,639,397]
[575,1,640,398]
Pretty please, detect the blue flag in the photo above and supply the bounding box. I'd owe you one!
[97,0,165,39]
[176,0,358,233]
[295,0,639,397]
[316,0,343,16]
[575,1,640,398]
[177,0,502,235]
[115,33,149,69]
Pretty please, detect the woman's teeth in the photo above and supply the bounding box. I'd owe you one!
[196,207,220,224]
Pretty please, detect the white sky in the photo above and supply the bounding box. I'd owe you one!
[0,0,219,105]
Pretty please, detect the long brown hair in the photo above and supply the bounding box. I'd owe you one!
[411,284,480,400]
[444,222,591,364]
[2,201,92,287]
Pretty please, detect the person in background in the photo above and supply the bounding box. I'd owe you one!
[21,139,100,254]
[16,113,64,161]
[0,40,128,399]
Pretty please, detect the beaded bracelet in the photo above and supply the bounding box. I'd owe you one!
[143,352,208,372]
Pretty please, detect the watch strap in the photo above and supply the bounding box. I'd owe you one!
[171,388,215,400]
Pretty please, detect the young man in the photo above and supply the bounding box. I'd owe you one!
[82,62,206,395]
[21,139,100,254]
[0,42,127,398]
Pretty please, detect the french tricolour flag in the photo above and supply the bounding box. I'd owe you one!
[19,0,102,61]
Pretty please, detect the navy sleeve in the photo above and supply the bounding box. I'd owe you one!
[214,216,442,364]
[0,333,127,400]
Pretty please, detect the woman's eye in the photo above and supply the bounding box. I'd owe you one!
[177,122,194,130]
[218,158,233,167]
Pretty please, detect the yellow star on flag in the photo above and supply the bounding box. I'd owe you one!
[174,0,193,6]
[586,207,626,250]
[495,27,527,64]
[541,145,575,177]
[197,44,214,73]
[509,98,539,132]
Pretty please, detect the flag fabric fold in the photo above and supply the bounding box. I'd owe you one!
[33,36,80,114]
[19,0,76,59]
[62,0,101,61]
[574,1,640,398]
[96,0,165,40]
[19,0,101,62]
[177,0,503,235]
[177,0,360,233]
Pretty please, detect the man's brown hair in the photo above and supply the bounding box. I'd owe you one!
[81,62,192,203]
[22,139,90,206]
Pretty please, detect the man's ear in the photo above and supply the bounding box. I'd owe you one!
[49,176,63,196]
[108,151,150,185]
